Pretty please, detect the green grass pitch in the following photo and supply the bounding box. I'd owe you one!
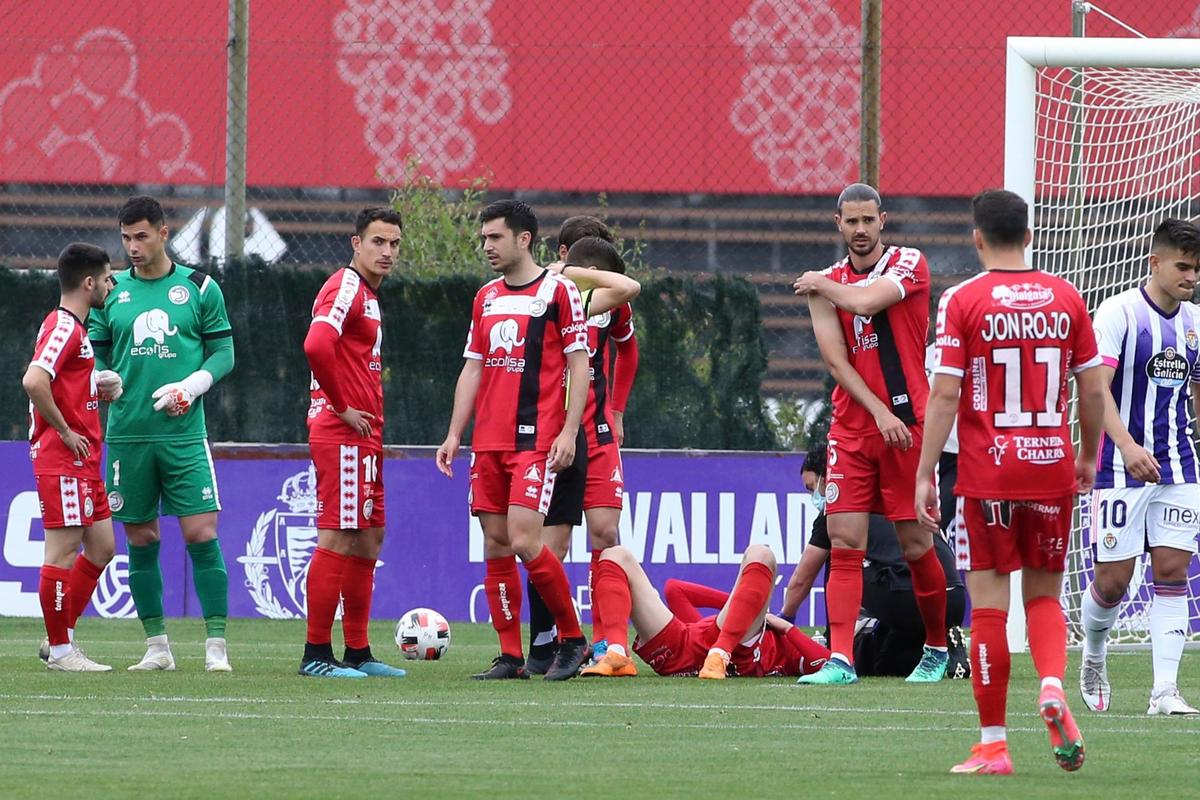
[1,617,1196,798]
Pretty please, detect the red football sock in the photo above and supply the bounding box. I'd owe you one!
[485,556,524,658]
[826,548,866,663]
[305,547,346,646]
[970,608,1011,729]
[524,545,583,640]
[589,549,606,644]
[906,546,948,648]
[67,554,104,629]
[340,555,377,650]
[783,626,833,674]
[593,559,633,652]
[39,565,72,646]
[713,562,773,653]
[664,578,729,622]
[1025,595,1067,682]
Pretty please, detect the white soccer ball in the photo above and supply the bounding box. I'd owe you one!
[395,607,451,661]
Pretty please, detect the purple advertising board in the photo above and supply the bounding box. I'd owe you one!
[0,441,828,626]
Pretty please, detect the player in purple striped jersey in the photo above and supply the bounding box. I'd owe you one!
[1080,219,1200,717]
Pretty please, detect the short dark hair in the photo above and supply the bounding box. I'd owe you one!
[57,242,110,291]
[355,207,403,237]
[1151,218,1200,260]
[836,183,882,214]
[118,195,165,228]
[802,444,827,478]
[972,189,1028,248]
[480,199,538,246]
[565,236,626,275]
[558,215,613,251]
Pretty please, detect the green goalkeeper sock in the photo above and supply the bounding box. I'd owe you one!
[187,539,228,638]
[127,542,166,638]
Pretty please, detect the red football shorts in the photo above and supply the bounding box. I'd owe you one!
[824,426,923,521]
[36,474,110,528]
[310,441,385,530]
[584,443,624,510]
[633,616,716,676]
[951,495,1073,574]
[469,451,556,515]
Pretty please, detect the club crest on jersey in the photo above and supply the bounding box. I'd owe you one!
[130,308,179,359]
[523,464,542,483]
[168,285,190,305]
[1102,532,1118,550]
[83,496,94,518]
[1147,347,1188,388]
[824,482,839,505]
[363,498,374,520]
[988,435,1008,466]
[529,298,548,317]
[1186,329,1199,351]
[991,283,1054,310]
[107,491,124,512]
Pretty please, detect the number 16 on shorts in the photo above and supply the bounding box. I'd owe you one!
[310,442,386,530]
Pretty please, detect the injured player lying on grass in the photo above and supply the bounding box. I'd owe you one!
[581,544,831,678]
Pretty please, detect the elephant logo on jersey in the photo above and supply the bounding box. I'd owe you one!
[131,309,179,358]
[489,319,526,354]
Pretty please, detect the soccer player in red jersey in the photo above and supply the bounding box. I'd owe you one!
[299,207,407,679]
[437,199,593,680]
[792,183,949,684]
[916,189,1106,775]
[23,243,120,672]
[580,544,831,679]
[525,220,642,673]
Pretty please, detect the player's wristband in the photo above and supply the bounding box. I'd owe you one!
[779,611,796,625]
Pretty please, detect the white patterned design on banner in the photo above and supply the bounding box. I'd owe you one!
[728,1,860,190]
[332,0,512,182]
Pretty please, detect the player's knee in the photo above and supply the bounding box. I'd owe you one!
[600,544,634,567]
[743,544,776,571]
[589,526,619,549]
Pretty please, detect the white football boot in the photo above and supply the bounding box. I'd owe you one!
[205,637,232,672]
[1147,686,1200,716]
[48,649,112,672]
[128,634,176,671]
[1078,656,1111,712]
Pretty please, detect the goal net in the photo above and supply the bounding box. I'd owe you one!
[1007,37,1200,646]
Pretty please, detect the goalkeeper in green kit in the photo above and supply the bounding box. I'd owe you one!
[89,196,236,672]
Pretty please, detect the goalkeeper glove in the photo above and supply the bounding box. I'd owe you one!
[95,369,123,402]
[152,370,214,417]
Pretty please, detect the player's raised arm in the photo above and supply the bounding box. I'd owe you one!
[549,278,590,473]
[808,294,911,449]
[794,269,903,317]
[553,236,640,316]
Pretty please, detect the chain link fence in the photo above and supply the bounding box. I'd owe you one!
[1,0,1197,430]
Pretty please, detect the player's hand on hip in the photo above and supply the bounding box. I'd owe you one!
[58,428,90,460]
[151,382,194,416]
[435,437,458,478]
[874,409,912,449]
[1074,454,1097,494]
[914,479,940,533]
[547,429,576,473]
[336,407,375,438]
[95,369,123,402]
[612,411,625,447]
[1118,442,1161,483]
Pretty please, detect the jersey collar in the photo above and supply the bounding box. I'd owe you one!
[56,306,85,325]
[347,265,378,296]
[129,261,178,281]
[1140,286,1180,319]
[504,268,547,291]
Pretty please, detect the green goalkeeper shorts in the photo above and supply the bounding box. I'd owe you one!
[104,440,222,523]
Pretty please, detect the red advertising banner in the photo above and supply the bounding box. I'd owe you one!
[0,1,1194,195]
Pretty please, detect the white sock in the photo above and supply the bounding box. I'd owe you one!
[49,643,73,659]
[1041,676,1063,691]
[980,726,1007,744]
[67,628,74,643]
[1149,583,1188,691]
[1080,583,1121,661]
[607,643,627,657]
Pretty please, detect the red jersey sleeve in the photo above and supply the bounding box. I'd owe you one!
[463,290,485,360]
[932,289,967,378]
[311,269,360,336]
[610,303,635,343]
[556,277,588,354]
[882,247,929,301]
[31,311,80,379]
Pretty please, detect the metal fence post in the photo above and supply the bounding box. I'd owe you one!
[224,0,250,261]
[860,0,882,188]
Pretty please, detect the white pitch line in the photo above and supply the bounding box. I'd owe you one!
[0,692,1173,723]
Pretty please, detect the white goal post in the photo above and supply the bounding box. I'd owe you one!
[1004,36,1200,652]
